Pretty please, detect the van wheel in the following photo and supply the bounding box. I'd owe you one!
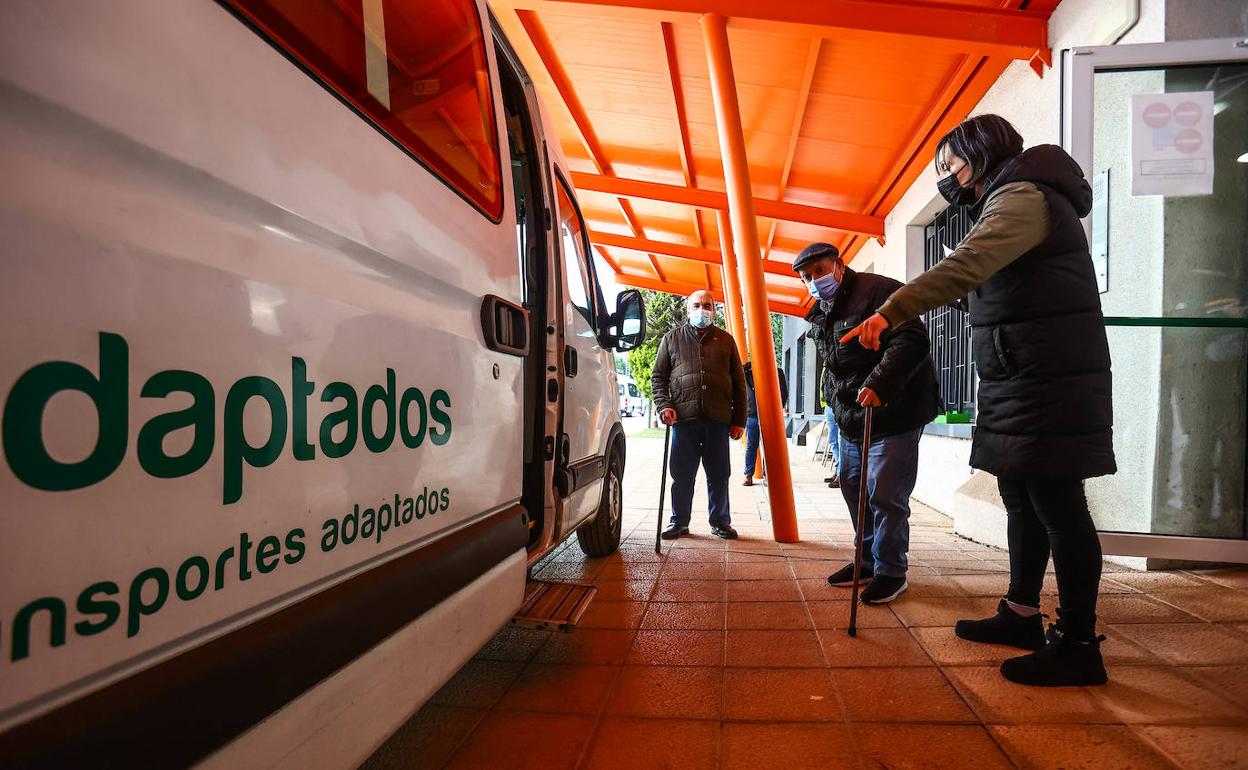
[577,453,622,557]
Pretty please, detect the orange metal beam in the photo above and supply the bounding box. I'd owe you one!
[514,10,663,278]
[614,273,808,317]
[702,11,798,543]
[570,172,884,237]
[716,209,748,361]
[660,21,705,250]
[763,36,821,261]
[588,231,798,278]
[494,0,1049,61]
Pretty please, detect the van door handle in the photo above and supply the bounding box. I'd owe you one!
[481,295,528,357]
[564,346,578,377]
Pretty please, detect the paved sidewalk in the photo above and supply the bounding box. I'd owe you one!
[366,436,1248,769]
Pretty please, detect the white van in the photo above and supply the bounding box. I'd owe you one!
[0,0,645,766]
[617,375,646,417]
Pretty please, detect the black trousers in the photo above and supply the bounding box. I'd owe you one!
[999,477,1102,639]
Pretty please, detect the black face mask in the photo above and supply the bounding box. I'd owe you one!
[937,173,977,206]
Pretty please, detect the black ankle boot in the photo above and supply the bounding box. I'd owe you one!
[954,599,1045,651]
[1000,624,1108,687]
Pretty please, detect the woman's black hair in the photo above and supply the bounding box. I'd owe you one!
[935,114,1024,184]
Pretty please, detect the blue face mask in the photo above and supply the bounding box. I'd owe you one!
[690,308,713,328]
[806,272,840,301]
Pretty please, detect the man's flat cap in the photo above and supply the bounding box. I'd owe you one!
[793,242,840,272]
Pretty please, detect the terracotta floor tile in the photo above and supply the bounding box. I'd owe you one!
[496,663,616,714]
[535,560,606,582]
[1102,570,1205,592]
[1135,725,1248,770]
[1184,665,1248,708]
[900,574,972,598]
[790,558,852,579]
[1152,586,1248,622]
[597,561,661,581]
[806,600,903,630]
[651,579,726,603]
[582,717,718,770]
[725,579,803,602]
[889,596,1001,627]
[990,724,1176,770]
[362,705,485,770]
[722,723,857,770]
[725,561,794,580]
[474,627,552,663]
[445,711,595,770]
[950,574,1027,597]
[945,666,1113,724]
[1099,627,1168,666]
[604,665,721,719]
[854,724,1013,769]
[673,536,728,551]
[431,660,525,708]
[721,668,841,721]
[1187,568,1248,591]
[725,601,812,630]
[640,601,725,630]
[911,626,1020,666]
[1092,666,1247,725]
[661,561,727,580]
[592,579,656,602]
[818,628,934,668]
[1110,623,1248,665]
[1096,595,1202,624]
[628,629,724,666]
[666,548,727,563]
[577,600,647,630]
[726,629,826,667]
[834,667,976,722]
[533,629,636,666]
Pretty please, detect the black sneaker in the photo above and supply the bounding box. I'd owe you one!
[826,562,873,587]
[955,599,1046,651]
[999,624,1108,687]
[861,574,908,605]
[711,525,738,540]
[660,525,689,540]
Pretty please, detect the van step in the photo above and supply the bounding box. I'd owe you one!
[511,581,597,632]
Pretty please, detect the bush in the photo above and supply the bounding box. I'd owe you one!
[627,341,659,401]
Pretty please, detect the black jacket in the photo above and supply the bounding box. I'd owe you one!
[967,145,1116,479]
[651,324,747,427]
[743,362,787,418]
[806,268,940,440]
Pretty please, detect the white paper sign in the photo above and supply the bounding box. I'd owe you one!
[1131,91,1215,196]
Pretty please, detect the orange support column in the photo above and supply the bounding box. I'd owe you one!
[716,209,748,362]
[701,12,798,543]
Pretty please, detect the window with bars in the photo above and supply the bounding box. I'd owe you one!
[923,205,976,421]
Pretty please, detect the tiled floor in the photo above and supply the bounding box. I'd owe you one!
[365,437,1248,769]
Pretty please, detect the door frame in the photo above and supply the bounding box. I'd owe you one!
[1063,37,1248,563]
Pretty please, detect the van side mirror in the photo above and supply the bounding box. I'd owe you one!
[612,289,646,351]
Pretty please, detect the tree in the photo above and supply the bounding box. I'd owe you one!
[627,341,658,401]
[639,288,686,344]
[614,354,630,376]
[771,312,785,368]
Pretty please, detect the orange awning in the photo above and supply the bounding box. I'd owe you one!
[490,0,1058,315]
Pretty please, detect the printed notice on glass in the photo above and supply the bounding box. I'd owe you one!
[1131,91,1215,196]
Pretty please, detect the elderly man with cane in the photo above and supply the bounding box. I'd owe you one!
[651,290,747,540]
[795,243,941,605]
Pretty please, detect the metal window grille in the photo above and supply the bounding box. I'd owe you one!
[923,205,977,420]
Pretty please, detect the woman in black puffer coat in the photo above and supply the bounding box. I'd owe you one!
[843,115,1115,688]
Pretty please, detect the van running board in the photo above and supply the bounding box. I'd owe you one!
[511,581,597,632]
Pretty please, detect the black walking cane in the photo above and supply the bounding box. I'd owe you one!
[655,424,672,555]
[848,406,874,637]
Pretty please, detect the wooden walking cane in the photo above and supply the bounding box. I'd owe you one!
[655,424,672,555]
[848,406,873,637]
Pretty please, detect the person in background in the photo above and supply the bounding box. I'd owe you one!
[651,290,747,540]
[742,360,787,486]
[840,114,1116,687]
[811,330,841,488]
[796,243,941,606]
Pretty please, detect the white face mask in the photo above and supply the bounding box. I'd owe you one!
[689,308,713,328]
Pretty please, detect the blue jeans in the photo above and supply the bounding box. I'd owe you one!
[669,419,732,529]
[838,427,922,578]
[744,416,761,476]
[823,406,840,474]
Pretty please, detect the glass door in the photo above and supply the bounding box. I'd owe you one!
[1065,38,1248,563]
